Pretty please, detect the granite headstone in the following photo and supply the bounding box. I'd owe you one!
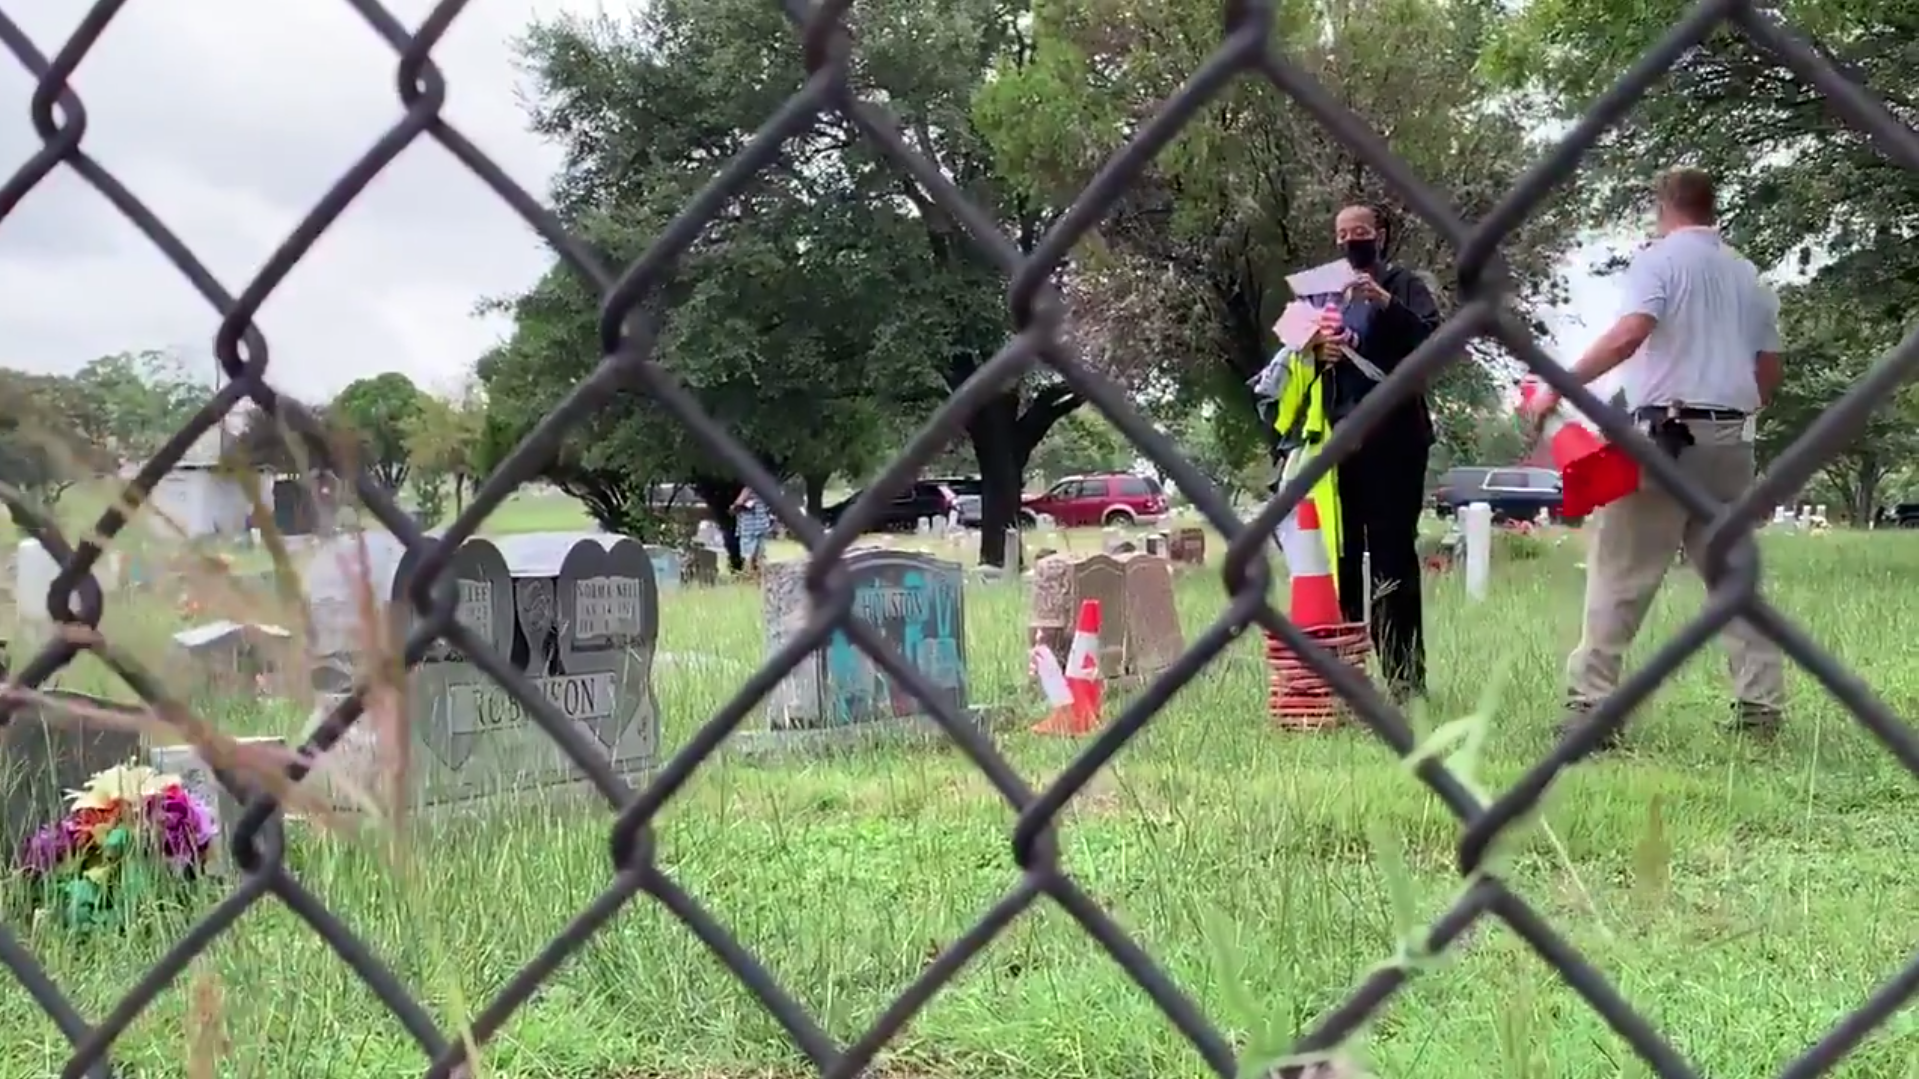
[759,551,970,735]
[1,693,143,854]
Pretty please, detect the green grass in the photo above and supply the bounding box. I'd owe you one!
[8,522,1919,1078]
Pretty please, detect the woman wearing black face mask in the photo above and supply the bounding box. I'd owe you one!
[1299,203,1443,700]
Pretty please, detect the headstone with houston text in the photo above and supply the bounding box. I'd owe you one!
[745,550,984,755]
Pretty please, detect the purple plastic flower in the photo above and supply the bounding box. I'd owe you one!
[143,786,216,870]
[17,819,76,876]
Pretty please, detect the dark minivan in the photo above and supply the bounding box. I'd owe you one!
[1431,466,1572,524]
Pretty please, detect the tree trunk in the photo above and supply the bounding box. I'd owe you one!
[969,395,1024,568]
[967,385,1082,567]
[1830,455,1883,525]
[692,477,745,572]
[803,472,828,516]
[453,473,466,515]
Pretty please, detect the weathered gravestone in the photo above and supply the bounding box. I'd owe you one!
[173,620,295,697]
[406,534,659,807]
[1,692,143,855]
[1169,527,1206,568]
[645,546,683,592]
[1027,551,1180,686]
[300,533,659,811]
[1119,552,1185,678]
[683,546,720,586]
[745,550,983,755]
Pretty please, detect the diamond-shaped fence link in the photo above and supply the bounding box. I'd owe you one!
[0,0,1914,1075]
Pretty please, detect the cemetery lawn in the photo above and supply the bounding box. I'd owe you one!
[9,528,1919,1078]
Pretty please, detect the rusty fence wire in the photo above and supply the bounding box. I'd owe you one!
[2,0,1918,1076]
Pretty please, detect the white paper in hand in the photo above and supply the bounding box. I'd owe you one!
[1286,259,1358,299]
[1273,300,1321,351]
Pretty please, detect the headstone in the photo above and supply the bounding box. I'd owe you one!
[683,546,720,586]
[1463,501,1492,601]
[1,692,143,855]
[1070,553,1128,678]
[1028,552,1178,685]
[172,620,295,697]
[1169,527,1206,567]
[751,551,980,752]
[1144,532,1168,558]
[645,546,683,592]
[930,516,947,538]
[1101,528,1124,553]
[299,530,414,663]
[401,535,659,807]
[1118,553,1183,679]
[14,539,58,631]
[916,517,932,536]
[1005,527,1025,574]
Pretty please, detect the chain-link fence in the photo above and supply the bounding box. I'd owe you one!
[2,0,1916,1075]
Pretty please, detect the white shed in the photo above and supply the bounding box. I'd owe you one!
[145,424,270,540]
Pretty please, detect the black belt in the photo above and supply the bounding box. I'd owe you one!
[1632,405,1747,422]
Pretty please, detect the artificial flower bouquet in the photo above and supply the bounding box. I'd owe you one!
[13,763,217,932]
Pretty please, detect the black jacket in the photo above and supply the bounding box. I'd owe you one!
[1320,263,1441,449]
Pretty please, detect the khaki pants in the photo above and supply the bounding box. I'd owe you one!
[1566,417,1785,712]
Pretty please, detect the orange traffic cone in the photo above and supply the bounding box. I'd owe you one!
[1518,378,1639,518]
[1278,499,1341,629]
[1031,599,1103,736]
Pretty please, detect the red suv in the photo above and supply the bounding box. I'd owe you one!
[1020,473,1169,529]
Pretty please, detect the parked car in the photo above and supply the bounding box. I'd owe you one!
[927,476,985,527]
[1431,466,1573,524]
[816,480,958,534]
[1878,503,1919,528]
[1019,473,1169,529]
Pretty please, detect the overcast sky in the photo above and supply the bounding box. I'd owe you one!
[0,0,1619,406]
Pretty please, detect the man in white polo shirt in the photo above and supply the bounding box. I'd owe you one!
[1523,168,1785,751]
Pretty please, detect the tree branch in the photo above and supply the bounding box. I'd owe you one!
[1014,383,1082,449]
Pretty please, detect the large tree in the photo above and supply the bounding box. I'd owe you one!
[0,369,105,523]
[70,349,214,462]
[506,0,1094,566]
[404,383,488,519]
[330,372,427,492]
[974,0,1581,457]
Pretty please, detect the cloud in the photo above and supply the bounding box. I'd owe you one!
[0,0,590,402]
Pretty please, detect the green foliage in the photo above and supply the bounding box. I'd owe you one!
[1489,0,1919,508]
[330,373,427,492]
[1493,527,1549,562]
[404,388,487,518]
[0,368,105,517]
[1760,259,1919,522]
[1029,408,1134,481]
[498,0,1084,560]
[69,351,214,462]
[974,0,1574,426]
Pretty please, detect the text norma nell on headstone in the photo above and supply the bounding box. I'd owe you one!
[575,575,643,640]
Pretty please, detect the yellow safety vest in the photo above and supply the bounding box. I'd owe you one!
[1270,349,1343,595]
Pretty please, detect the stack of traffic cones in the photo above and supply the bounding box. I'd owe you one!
[1265,499,1372,730]
[1517,377,1639,517]
[1031,599,1104,736]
